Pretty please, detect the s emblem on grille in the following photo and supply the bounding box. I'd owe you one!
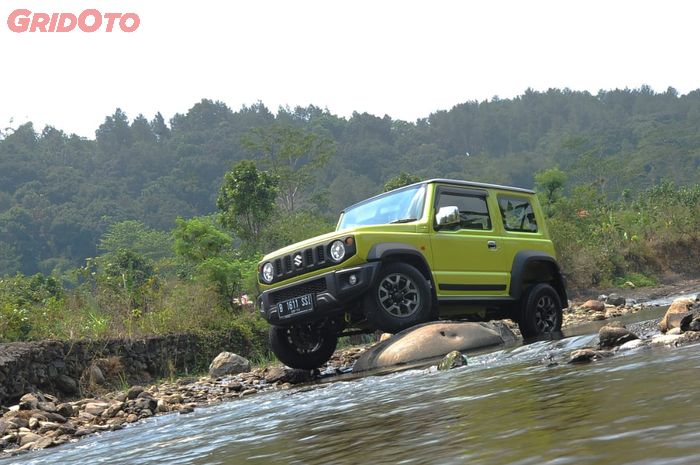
[293,254,303,267]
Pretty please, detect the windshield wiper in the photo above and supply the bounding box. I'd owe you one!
[390,218,418,224]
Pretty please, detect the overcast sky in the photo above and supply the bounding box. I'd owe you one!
[2,0,699,138]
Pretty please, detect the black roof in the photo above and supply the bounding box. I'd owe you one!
[342,178,534,212]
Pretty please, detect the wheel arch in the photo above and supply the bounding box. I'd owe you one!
[509,251,568,307]
[366,243,434,287]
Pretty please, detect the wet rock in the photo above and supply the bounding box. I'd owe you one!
[240,388,257,397]
[209,352,251,377]
[74,426,95,437]
[651,334,683,346]
[582,300,605,312]
[264,367,286,384]
[688,317,700,332]
[606,294,626,307]
[667,327,682,335]
[32,437,55,450]
[127,386,144,399]
[56,375,78,394]
[437,351,467,371]
[568,348,612,364]
[659,298,696,332]
[679,311,700,332]
[598,323,639,348]
[618,339,645,351]
[354,321,512,372]
[125,414,139,423]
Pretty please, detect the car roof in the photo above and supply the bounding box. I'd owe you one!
[342,178,535,213]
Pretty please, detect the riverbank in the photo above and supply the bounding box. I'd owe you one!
[1,281,699,456]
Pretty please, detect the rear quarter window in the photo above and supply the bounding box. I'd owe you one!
[498,196,538,233]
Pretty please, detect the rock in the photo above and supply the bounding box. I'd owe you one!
[74,426,95,437]
[264,367,287,384]
[56,375,78,394]
[623,281,636,288]
[56,403,74,418]
[85,364,105,385]
[37,401,57,413]
[125,414,138,423]
[618,339,645,351]
[240,389,257,397]
[32,437,55,450]
[598,323,639,348]
[353,321,513,372]
[651,334,683,346]
[659,298,696,332]
[379,333,392,342]
[20,432,41,446]
[19,393,39,410]
[689,317,700,332]
[136,390,154,399]
[667,327,682,335]
[83,402,110,416]
[569,348,612,363]
[679,311,700,332]
[437,351,467,371]
[127,386,144,400]
[606,294,626,306]
[592,313,606,321]
[581,300,605,312]
[209,352,251,377]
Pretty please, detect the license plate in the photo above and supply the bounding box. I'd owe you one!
[277,294,314,319]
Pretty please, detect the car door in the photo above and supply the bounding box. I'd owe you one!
[429,185,509,297]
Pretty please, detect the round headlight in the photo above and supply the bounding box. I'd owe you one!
[262,262,275,283]
[329,240,346,262]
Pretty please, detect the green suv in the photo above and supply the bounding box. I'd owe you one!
[257,179,567,369]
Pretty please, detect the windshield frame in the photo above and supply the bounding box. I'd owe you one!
[336,183,427,230]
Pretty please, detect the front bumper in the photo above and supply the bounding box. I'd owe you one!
[258,262,380,325]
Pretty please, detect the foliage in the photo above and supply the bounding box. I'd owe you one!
[99,220,173,262]
[383,172,422,192]
[534,167,567,214]
[173,216,232,263]
[217,160,278,247]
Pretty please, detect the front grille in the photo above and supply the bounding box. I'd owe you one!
[264,238,355,284]
[271,278,328,304]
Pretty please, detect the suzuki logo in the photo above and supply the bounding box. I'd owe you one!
[293,254,303,267]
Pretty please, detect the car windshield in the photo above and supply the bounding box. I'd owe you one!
[337,185,426,230]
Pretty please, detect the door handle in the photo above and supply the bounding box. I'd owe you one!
[487,240,497,250]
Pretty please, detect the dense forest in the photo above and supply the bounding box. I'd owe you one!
[2,86,700,276]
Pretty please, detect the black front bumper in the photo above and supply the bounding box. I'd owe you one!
[258,262,380,325]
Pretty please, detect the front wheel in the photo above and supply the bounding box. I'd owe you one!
[269,323,338,370]
[518,283,563,339]
[365,262,433,333]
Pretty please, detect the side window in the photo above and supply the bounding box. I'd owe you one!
[437,192,492,230]
[498,196,538,233]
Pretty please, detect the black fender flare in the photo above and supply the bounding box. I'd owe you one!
[509,250,568,304]
[366,242,434,290]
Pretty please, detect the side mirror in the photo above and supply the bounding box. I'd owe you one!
[435,206,460,228]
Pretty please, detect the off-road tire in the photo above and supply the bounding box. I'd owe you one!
[518,283,563,339]
[269,324,338,370]
[365,262,433,333]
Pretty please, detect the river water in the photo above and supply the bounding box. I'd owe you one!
[5,308,700,465]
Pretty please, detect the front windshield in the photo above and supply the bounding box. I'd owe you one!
[337,185,426,230]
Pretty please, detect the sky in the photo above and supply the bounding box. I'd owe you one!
[2,0,699,138]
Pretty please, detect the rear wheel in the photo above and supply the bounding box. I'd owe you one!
[518,283,563,339]
[269,323,338,370]
[365,262,433,333]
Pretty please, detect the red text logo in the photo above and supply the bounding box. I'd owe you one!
[7,9,140,32]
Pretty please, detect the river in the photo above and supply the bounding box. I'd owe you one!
[4,307,700,465]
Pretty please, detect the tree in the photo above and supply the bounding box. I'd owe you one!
[99,220,173,262]
[172,216,232,263]
[535,167,567,213]
[242,124,334,212]
[383,172,422,192]
[217,160,278,247]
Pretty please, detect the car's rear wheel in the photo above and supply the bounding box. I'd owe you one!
[518,283,563,339]
[269,323,338,370]
[365,262,433,333]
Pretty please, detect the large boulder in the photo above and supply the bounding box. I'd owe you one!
[659,298,698,333]
[353,321,515,372]
[208,352,251,378]
[598,322,638,349]
[581,300,605,312]
[606,294,626,307]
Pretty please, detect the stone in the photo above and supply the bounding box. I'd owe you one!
[56,375,78,394]
[20,432,41,446]
[56,403,74,418]
[28,417,40,429]
[125,414,138,423]
[659,298,695,332]
[581,300,605,312]
[19,393,40,411]
[606,294,626,307]
[264,367,287,384]
[37,402,57,413]
[86,364,106,385]
[618,339,645,351]
[679,311,700,333]
[651,334,683,346]
[240,389,257,397]
[437,350,467,371]
[689,318,700,332]
[598,323,639,348]
[74,426,95,437]
[568,348,612,363]
[127,386,144,400]
[32,437,55,450]
[667,327,682,335]
[83,402,110,416]
[209,352,251,378]
[353,321,513,372]
[379,333,392,342]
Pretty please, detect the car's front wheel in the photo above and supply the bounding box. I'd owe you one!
[365,262,433,333]
[269,323,338,370]
[518,283,563,339]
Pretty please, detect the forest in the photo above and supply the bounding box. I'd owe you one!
[1,86,699,342]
